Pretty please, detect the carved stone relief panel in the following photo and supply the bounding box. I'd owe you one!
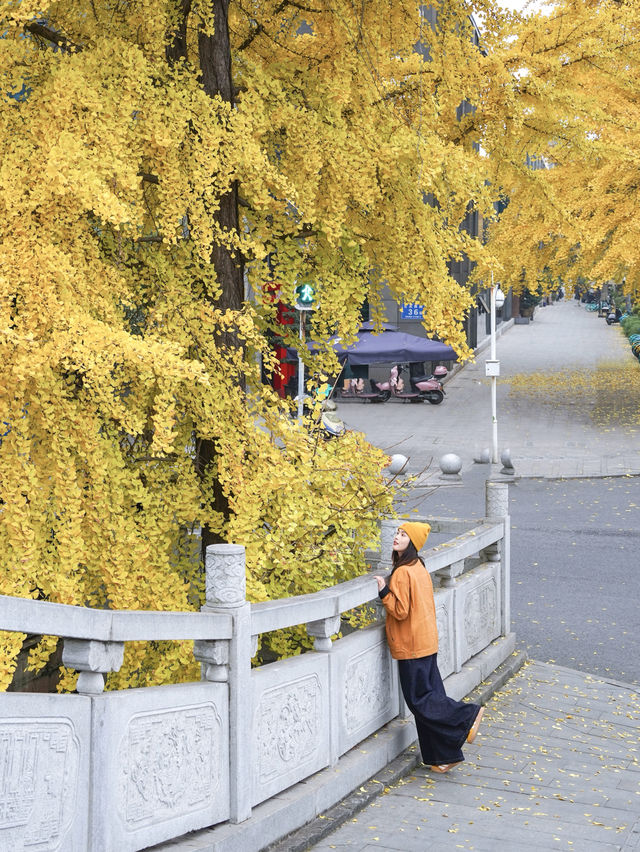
[343,642,392,735]
[256,675,321,786]
[0,718,79,851]
[117,703,222,830]
[462,573,500,660]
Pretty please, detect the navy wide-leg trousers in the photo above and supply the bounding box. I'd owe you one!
[398,654,481,765]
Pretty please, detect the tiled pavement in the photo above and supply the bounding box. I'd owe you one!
[309,661,640,852]
[336,300,640,483]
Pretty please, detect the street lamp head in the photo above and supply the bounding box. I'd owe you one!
[494,286,506,309]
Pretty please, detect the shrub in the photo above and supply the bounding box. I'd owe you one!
[621,315,640,337]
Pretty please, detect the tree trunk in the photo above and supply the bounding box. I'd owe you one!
[197,1,245,555]
[166,1,245,558]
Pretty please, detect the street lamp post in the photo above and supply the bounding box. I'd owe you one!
[485,272,506,465]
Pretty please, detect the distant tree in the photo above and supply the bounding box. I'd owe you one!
[481,0,640,300]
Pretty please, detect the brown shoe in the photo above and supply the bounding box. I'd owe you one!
[467,707,485,744]
[429,762,462,773]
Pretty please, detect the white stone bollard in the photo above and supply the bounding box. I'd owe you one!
[439,453,463,481]
[500,448,515,475]
[386,454,409,475]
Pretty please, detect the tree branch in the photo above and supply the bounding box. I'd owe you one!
[24,22,82,53]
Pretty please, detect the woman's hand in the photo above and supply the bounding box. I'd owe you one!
[373,575,386,591]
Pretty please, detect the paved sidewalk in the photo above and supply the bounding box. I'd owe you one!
[309,661,640,852]
[335,300,640,482]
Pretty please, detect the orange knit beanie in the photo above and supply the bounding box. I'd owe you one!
[399,522,431,551]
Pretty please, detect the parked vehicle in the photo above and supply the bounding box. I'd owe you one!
[341,377,389,402]
[314,400,346,438]
[410,365,448,404]
[372,365,421,403]
[308,323,457,406]
[606,308,622,325]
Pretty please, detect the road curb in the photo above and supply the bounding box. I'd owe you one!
[512,471,640,482]
[266,649,529,852]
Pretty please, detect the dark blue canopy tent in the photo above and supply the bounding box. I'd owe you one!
[329,324,457,366]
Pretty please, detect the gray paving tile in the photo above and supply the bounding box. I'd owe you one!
[310,662,640,852]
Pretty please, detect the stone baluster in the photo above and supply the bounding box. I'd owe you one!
[193,638,229,682]
[202,544,252,824]
[306,615,341,651]
[435,558,466,588]
[485,478,511,635]
[62,639,124,695]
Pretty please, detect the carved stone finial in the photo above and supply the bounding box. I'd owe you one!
[377,519,398,569]
[485,479,510,518]
[204,544,246,608]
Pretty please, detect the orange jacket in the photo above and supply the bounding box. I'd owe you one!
[379,558,438,660]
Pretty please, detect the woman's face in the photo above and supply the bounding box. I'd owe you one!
[392,528,411,552]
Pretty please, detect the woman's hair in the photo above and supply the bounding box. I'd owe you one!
[391,540,424,574]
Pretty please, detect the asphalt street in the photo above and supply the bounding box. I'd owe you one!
[416,474,640,686]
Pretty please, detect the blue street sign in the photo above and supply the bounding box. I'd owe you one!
[400,301,424,319]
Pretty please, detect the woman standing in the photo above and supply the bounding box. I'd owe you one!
[374,522,484,772]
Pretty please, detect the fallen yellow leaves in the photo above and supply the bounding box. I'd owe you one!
[506,361,640,429]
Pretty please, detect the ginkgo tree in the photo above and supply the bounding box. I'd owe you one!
[6,0,621,690]
[479,0,640,301]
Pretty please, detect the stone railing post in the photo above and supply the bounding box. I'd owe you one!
[306,615,342,763]
[202,544,252,824]
[62,639,124,694]
[377,519,398,572]
[485,479,511,635]
[366,518,397,571]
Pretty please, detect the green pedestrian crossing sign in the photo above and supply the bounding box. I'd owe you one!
[295,283,316,310]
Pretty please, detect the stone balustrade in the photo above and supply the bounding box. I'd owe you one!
[0,480,513,852]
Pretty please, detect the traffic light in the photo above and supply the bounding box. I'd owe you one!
[295,282,316,310]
